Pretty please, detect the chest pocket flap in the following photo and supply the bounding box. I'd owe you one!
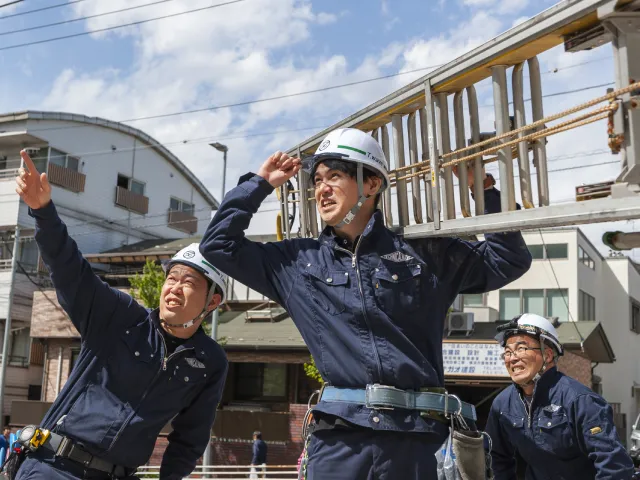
[303,265,349,315]
[538,412,569,430]
[373,262,424,316]
[121,326,155,363]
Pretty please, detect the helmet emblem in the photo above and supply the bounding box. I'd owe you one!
[318,140,330,151]
[183,250,196,259]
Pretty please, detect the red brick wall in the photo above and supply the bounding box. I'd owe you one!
[557,351,592,387]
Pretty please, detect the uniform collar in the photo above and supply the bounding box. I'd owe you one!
[318,210,385,248]
[150,309,212,361]
[516,366,560,399]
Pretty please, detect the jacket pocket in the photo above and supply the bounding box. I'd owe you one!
[303,265,348,315]
[62,383,132,452]
[535,411,575,455]
[372,262,424,317]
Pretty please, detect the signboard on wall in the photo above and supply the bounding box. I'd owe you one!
[443,342,509,377]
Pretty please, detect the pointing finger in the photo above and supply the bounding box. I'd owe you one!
[20,150,39,175]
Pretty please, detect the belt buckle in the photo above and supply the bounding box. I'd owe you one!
[365,384,404,410]
[443,392,463,419]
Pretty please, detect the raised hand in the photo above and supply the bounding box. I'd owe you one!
[15,150,52,210]
[257,151,301,188]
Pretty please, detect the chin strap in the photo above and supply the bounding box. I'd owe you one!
[160,285,217,332]
[334,163,370,229]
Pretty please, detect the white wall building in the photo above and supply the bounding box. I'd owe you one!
[462,227,640,444]
[0,110,218,422]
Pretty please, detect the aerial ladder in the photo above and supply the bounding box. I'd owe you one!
[277,0,640,242]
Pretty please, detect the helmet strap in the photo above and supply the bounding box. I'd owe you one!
[334,164,369,229]
[160,285,219,332]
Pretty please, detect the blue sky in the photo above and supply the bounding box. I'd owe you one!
[0,0,633,256]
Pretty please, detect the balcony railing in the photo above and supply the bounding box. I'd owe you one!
[0,168,19,180]
[115,186,149,215]
[0,259,11,271]
[167,209,198,234]
[47,163,86,193]
[0,354,29,368]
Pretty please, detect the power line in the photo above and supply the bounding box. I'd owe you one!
[0,0,248,51]
[9,57,611,140]
[10,76,616,159]
[0,0,90,20]
[0,0,179,37]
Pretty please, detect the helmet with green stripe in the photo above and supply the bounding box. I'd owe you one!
[164,243,228,304]
[302,128,390,227]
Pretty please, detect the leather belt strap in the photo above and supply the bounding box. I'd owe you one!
[320,384,477,422]
[42,432,129,477]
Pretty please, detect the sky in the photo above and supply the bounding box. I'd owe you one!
[0,0,636,259]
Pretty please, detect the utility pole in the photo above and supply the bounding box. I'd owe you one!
[0,225,20,423]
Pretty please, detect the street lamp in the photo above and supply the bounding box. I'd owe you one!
[204,141,228,476]
[210,142,228,202]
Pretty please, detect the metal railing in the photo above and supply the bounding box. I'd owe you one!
[0,168,19,180]
[47,162,86,193]
[115,186,149,215]
[135,465,298,479]
[0,259,12,271]
[280,0,640,240]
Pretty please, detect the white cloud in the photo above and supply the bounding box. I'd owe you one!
[462,0,497,6]
[27,0,631,250]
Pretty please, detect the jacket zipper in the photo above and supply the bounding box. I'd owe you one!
[108,331,194,451]
[335,238,384,383]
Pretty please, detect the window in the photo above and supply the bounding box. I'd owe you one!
[18,237,39,269]
[499,291,521,320]
[545,244,568,259]
[130,180,145,196]
[578,246,595,270]
[117,174,145,195]
[547,289,569,323]
[579,290,596,321]
[49,148,80,172]
[70,348,81,374]
[169,197,195,215]
[631,301,640,334]
[463,294,484,307]
[527,243,568,260]
[28,385,42,401]
[523,290,545,317]
[499,289,570,322]
[235,363,287,401]
[10,328,30,367]
[528,245,544,259]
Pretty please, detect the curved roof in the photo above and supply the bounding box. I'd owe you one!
[0,110,218,208]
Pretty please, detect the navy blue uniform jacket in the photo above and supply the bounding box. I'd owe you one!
[201,173,531,433]
[487,367,634,479]
[31,202,228,479]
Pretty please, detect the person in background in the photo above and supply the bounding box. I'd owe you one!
[250,431,267,480]
[0,427,11,466]
[487,313,635,479]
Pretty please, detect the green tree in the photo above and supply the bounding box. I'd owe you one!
[304,355,325,385]
[129,259,165,308]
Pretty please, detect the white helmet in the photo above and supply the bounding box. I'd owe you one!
[303,128,390,189]
[496,313,563,356]
[302,128,390,227]
[163,243,228,304]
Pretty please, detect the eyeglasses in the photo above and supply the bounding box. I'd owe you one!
[500,345,541,361]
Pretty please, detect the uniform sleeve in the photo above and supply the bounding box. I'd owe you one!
[200,173,300,307]
[251,442,259,465]
[418,188,531,304]
[486,401,518,480]
[571,394,635,479]
[160,357,229,479]
[29,201,146,347]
